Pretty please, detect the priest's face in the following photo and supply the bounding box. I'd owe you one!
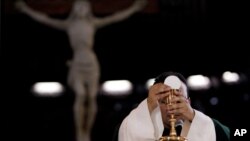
[159,82,188,127]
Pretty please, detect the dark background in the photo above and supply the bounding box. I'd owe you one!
[2,0,250,141]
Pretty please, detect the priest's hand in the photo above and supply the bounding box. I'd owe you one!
[167,90,195,122]
[147,83,171,113]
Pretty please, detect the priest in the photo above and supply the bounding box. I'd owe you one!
[118,72,230,141]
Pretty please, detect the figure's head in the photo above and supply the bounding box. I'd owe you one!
[71,0,92,18]
[153,71,189,127]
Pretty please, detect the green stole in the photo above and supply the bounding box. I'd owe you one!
[212,118,230,141]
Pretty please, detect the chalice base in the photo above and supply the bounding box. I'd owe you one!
[159,135,187,141]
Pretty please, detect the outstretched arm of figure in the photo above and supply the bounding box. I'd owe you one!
[15,0,68,30]
[94,0,147,28]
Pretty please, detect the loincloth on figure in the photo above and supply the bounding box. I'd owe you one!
[66,60,100,86]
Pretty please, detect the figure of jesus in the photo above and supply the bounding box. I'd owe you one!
[15,0,147,141]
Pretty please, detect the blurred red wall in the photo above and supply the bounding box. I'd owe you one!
[4,0,159,15]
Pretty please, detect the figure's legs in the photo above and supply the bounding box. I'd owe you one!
[72,80,87,141]
[86,79,99,134]
[68,62,100,141]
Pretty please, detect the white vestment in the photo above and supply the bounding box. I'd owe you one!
[118,99,216,141]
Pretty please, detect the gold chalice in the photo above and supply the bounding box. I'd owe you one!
[159,76,187,141]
